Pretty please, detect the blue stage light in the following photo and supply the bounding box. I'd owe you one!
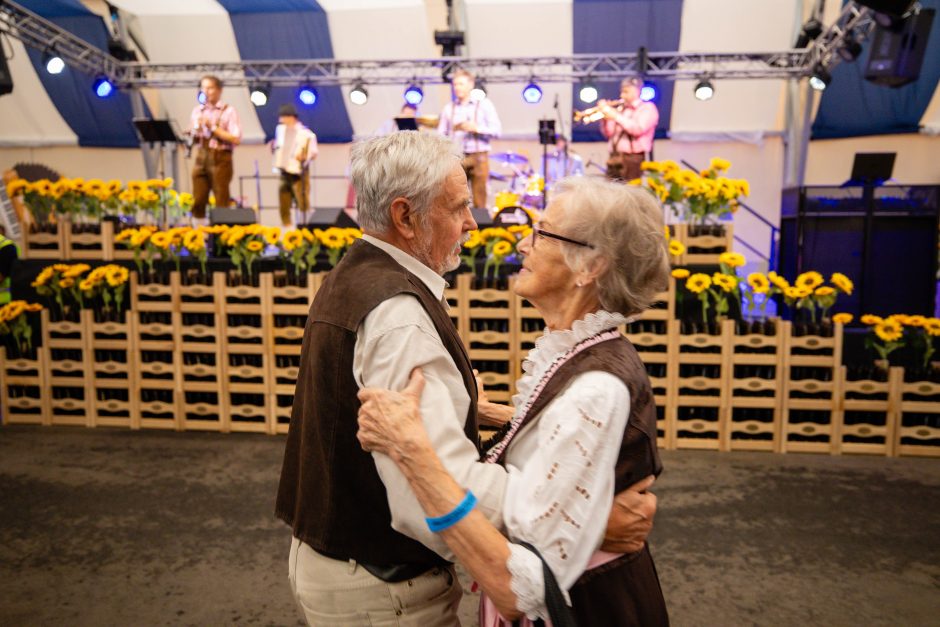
[522,82,543,104]
[640,83,657,102]
[197,90,207,105]
[578,81,598,104]
[297,86,318,107]
[404,84,424,105]
[93,75,114,98]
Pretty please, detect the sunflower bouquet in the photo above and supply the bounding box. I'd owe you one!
[862,314,906,366]
[460,229,485,273]
[865,314,940,370]
[280,228,321,280]
[78,264,130,321]
[319,227,361,268]
[30,263,91,320]
[6,178,57,225]
[114,225,158,277]
[0,300,43,358]
[481,226,525,280]
[633,158,750,226]
[217,224,281,282]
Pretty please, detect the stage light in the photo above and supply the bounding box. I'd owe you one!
[578,80,598,104]
[522,81,543,104]
[44,51,65,75]
[349,83,368,105]
[404,84,424,106]
[640,82,657,102]
[297,85,318,107]
[470,80,487,101]
[837,31,864,61]
[250,84,270,107]
[809,64,831,91]
[93,75,114,98]
[197,90,206,105]
[795,18,823,48]
[693,79,714,101]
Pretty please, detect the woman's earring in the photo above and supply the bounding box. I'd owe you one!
[576,281,583,288]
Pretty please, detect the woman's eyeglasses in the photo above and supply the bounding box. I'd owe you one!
[532,224,594,249]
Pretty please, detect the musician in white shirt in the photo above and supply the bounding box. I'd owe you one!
[272,104,318,227]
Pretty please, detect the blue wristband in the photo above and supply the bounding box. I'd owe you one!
[425,491,477,533]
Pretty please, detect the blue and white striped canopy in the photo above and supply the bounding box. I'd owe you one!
[1,0,938,148]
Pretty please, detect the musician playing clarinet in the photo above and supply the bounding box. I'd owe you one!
[188,75,242,226]
[598,76,658,182]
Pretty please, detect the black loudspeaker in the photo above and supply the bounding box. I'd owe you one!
[472,207,494,227]
[865,8,935,87]
[209,207,255,225]
[857,0,915,14]
[305,207,358,228]
[0,53,13,96]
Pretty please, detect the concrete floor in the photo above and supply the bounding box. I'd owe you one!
[1,426,938,626]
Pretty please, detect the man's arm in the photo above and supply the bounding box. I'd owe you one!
[602,475,657,553]
[355,295,509,558]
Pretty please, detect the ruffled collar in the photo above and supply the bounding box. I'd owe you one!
[511,310,630,409]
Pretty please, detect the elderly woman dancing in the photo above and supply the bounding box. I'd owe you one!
[357,177,671,626]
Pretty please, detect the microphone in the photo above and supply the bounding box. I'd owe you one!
[553,93,559,109]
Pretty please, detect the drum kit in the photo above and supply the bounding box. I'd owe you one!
[487,151,546,211]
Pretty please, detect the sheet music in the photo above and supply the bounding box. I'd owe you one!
[0,186,23,248]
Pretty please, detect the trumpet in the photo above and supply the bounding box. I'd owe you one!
[574,99,623,124]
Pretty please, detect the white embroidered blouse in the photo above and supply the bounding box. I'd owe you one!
[499,310,632,620]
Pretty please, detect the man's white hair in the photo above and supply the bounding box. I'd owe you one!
[350,131,461,233]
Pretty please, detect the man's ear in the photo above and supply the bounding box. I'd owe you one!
[389,197,418,241]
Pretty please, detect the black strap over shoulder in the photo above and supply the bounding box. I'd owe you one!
[511,540,578,627]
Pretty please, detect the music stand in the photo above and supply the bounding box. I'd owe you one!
[133,118,183,226]
[395,117,419,131]
[847,152,896,186]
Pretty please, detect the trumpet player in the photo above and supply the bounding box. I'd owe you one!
[598,76,658,182]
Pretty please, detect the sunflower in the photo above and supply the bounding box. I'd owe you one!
[874,319,903,343]
[709,157,731,171]
[492,240,513,257]
[924,318,940,337]
[149,232,173,250]
[463,230,482,249]
[183,230,206,252]
[860,314,883,326]
[6,178,28,197]
[795,271,824,290]
[718,252,746,268]
[640,161,662,172]
[282,230,305,252]
[223,226,246,246]
[906,315,926,327]
[107,179,122,193]
[300,228,316,243]
[814,286,835,297]
[668,240,685,257]
[671,268,690,280]
[887,314,910,326]
[767,271,789,290]
[127,180,145,192]
[832,313,853,325]
[830,272,854,295]
[63,264,91,279]
[79,278,97,292]
[264,227,281,246]
[58,278,75,289]
[747,273,769,294]
[246,240,264,253]
[686,273,711,294]
[106,266,130,287]
[319,229,345,249]
[784,286,811,300]
[712,272,737,293]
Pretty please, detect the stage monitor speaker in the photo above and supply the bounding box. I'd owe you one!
[865,7,935,87]
[472,207,494,227]
[857,0,915,15]
[305,207,359,229]
[210,207,255,225]
[0,53,13,96]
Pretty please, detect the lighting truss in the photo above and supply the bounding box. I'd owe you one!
[0,0,877,89]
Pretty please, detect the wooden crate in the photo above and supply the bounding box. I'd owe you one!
[41,309,91,426]
[833,366,899,456]
[724,321,786,452]
[264,273,320,435]
[624,315,671,449]
[220,273,269,433]
[778,322,843,454]
[673,223,734,266]
[464,275,514,403]
[22,224,65,259]
[669,319,730,451]
[0,347,49,425]
[65,223,108,261]
[130,272,179,430]
[895,376,940,457]
[176,272,225,432]
[82,310,134,429]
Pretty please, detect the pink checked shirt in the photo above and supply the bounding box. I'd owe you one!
[189,101,242,151]
[602,99,658,155]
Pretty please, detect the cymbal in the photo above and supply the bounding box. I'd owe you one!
[489,151,529,166]
[488,172,508,182]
